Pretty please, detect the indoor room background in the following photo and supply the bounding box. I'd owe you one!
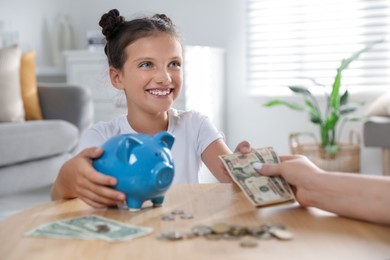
[0,0,388,176]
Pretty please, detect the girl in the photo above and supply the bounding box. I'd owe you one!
[51,9,247,208]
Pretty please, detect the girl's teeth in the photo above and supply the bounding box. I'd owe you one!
[149,89,170,96]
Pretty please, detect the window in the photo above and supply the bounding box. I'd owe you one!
[246,0,390,93]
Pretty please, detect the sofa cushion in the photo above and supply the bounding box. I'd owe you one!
[0,120,78,167]
[365,92,390,116]
[20,51,43,120]
[364,116,390,148]
[0,45,25,122]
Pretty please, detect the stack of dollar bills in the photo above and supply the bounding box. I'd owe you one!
[220,147,295,206]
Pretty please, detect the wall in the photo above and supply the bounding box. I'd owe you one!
[0,0,383,175]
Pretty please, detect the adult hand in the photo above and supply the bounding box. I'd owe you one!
[52,147,126,208]
[253,155,324,207]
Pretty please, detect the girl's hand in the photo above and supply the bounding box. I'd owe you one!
[219,140,252,181]
[52,147,126,208]
[233,140,252,154]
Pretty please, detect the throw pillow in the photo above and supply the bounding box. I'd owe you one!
[20,51,43,120]
[0,45,25,122]
[365,92,390,116]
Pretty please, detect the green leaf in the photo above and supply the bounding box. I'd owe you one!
[344,115,370,122]
[305,100,322,124]
[264,100,305,111]
[324,113,339,131]
[340,90,349,106]
[321,127,329,147]
[330,39,383,111]
[288,86,312,96]
[340,39,384,70]
[339,103,364,115]
[330,72,341,110]
[305,77,326,87]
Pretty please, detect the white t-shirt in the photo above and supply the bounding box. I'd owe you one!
[76,108,223,184]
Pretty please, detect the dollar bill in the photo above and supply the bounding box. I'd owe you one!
[26,215,153,242]
[220,147,295,206]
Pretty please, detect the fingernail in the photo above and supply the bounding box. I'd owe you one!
[110,178,117,186]
[240,147,250,153]
[252,162,263,170]
[117,194,125,201]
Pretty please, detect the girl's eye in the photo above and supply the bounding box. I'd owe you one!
[169,61,181,68]
[139,62,153,68]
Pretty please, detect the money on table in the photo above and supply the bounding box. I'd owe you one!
[26,215,153,242]
[220,147,295,206]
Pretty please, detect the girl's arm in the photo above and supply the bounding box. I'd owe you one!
[51,147,126,208]
[202,140,252,183]
[201,139,232,182]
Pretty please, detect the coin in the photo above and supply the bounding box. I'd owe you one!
[180,213,194,219]
[269,227,294,240]
[247,226,267,237]
[161,215,175,221]
[229,225,248,237]
[240,239,258,248]
[157,231,185,241]
[211,223,231,234]
[256,231,273,240]
[192,225,212,236]
[171,209,185,215]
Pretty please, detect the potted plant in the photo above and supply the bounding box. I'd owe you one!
[264,40,383,172]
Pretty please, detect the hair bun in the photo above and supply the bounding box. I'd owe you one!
[99,9,125,41]
[152,14,174,27]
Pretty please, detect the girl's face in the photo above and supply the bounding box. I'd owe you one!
[111,33,183,117]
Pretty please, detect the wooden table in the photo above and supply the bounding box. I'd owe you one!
[0,184,389,259]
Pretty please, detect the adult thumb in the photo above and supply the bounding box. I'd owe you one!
[252,162,280,176]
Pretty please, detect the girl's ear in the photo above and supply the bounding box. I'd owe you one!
[109,66,125,90]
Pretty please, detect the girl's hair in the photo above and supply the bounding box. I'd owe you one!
[99,9,180,69]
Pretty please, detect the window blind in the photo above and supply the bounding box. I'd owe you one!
[246,0,390,91]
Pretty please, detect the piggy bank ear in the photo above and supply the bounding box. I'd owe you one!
[116,136,142,162]
[154,131,175,149]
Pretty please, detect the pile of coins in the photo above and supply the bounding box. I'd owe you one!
[157,221,293,247]
[157,209,293,247]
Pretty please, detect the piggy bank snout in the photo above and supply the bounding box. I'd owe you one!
[154,163,174,189]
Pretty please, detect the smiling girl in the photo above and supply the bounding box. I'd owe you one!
[51,9,245,208]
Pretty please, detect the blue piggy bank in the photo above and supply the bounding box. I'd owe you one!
[93,131,175,211]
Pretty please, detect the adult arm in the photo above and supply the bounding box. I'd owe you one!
[256,155,390,226]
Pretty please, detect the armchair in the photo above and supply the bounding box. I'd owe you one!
[0,83,93,198]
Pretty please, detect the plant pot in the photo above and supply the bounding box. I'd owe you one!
[289,130,361,173]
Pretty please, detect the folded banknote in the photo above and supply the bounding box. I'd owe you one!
[220,147,295,206]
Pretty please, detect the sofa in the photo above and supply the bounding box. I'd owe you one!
[0,83,93,197]
[364,116,390,176]
[362,90,390,176]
